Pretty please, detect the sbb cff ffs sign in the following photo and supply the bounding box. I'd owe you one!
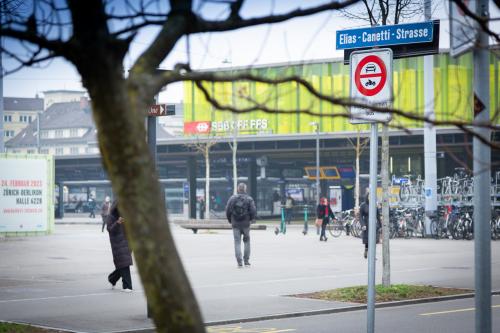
[349,48,393,124]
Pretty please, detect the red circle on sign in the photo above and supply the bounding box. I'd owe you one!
[354,55,387,97]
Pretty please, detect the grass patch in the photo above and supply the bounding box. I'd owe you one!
[294,284,471,303]
[0,322,68,333]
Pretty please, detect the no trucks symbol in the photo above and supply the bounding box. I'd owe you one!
[349,48,393,124]
[354,55,387,97]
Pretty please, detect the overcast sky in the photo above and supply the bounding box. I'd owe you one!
[4,0,497,104]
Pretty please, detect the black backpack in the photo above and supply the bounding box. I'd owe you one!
[232,195,249,221]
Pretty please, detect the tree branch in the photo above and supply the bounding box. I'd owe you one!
[451,0,500,43]
[0,28,66,55]
[192,0,358,33]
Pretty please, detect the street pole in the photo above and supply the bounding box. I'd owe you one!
[147,95,158,162]
[310,122,320,203]
[423,0,437,236]
[473,0,491,331]
[315,124,320,203]
[37,115,40,153]
[146,94,158,319]
[367,123,378,333]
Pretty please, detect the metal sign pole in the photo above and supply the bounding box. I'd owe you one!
[349,49,391,333]
[316,124,320,203]
[423,0,437,236]
[473,0,491,331]
[367,123,378,333]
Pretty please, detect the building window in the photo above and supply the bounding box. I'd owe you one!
[19,115,30,123]
[29,116,33,123]
[55,130,63,138]
[70,128,78,137]
[27,149,36,154]
[70,147,79,155]
[55,147,64,155]
[41,131,48,138]
[4,115,12,122]
[5,130,15,137]
[40,148,49,154]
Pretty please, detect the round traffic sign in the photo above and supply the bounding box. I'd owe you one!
[354,55,387,97]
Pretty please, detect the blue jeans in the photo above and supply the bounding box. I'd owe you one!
[320,221,327,239]
[285,208,293,223]
[233,227,250,264]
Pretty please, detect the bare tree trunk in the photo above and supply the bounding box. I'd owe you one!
[381,124,391,287]
[205,145,210,219]
[85,71,205,332]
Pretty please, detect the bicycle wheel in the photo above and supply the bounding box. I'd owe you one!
[417,219,426,238]
[352,219,361,238]
[450,222,462,240]
[430,220,439,239]
[399,185,410,202]
[328,220,343,238]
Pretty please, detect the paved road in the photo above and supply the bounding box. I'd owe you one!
[0,223,499,332]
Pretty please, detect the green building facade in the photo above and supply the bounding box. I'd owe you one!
[184,51,500,135]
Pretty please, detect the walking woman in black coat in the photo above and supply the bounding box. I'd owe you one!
[106,200,133,291]
[316,197,336,241]
[360,195,381,259]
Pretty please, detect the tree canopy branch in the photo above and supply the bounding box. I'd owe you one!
[451,0,500,43]
[0,27,66,55]
[192,0,358,33]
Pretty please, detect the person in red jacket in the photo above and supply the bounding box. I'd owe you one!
[316,197,335,241]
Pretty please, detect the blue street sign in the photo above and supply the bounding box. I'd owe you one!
[391,176,408,185]
[336,21,434,50]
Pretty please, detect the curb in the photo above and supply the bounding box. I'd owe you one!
[204,290,500,327]
[3,292,499,333]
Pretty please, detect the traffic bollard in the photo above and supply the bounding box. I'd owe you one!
[280,206,286,234]
[303,205,308,235]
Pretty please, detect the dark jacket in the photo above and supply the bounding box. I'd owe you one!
[225,193,257,229]
[106,201,133,269]
[360,201,381,245]
[316,204,335,225]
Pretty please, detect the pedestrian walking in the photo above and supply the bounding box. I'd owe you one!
[88,196,96,218]
[225,183,257,268]
[316,197,335,242]
[106,200,133,292]
[360,194,381,258]
[271,190,280,215]
[199,197,206,220]
[285,194,294,224]
[101,196,111,232]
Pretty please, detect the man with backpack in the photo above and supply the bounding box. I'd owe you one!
[226,183,257,268]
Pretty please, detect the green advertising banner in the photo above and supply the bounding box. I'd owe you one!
[184,52,500,136]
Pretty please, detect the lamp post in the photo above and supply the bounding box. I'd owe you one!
[310,122,320,204]
[37,111,41,153]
